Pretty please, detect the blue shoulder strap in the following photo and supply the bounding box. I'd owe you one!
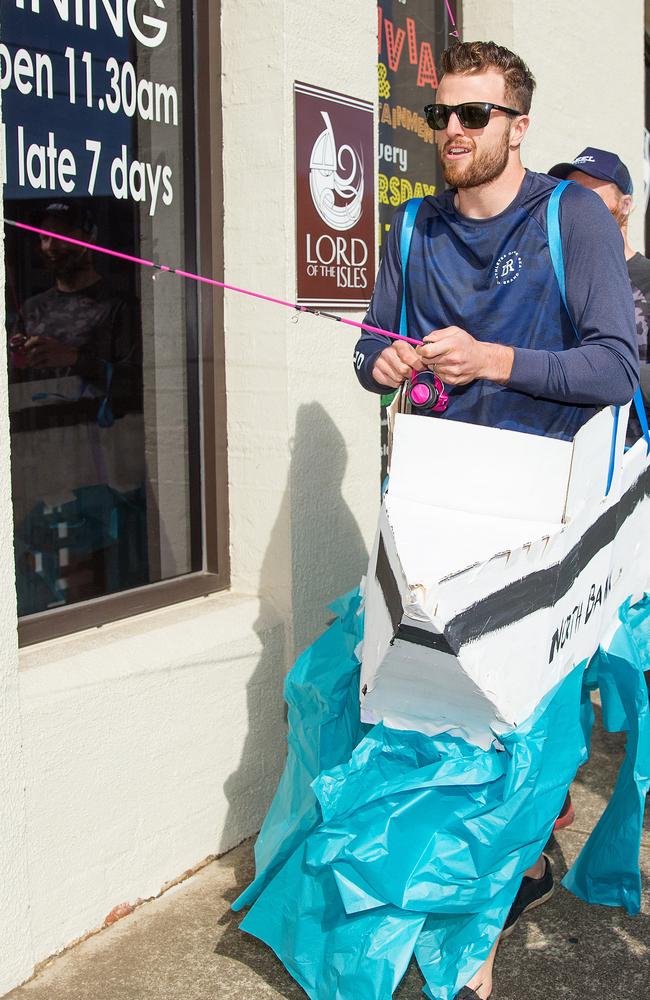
[546,183,579,344]
[399,198,424,339]
[546,181,650,497]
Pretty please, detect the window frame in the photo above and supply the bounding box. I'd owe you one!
[17,0,229,647]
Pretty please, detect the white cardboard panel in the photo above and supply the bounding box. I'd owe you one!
[386,495,560,596]
[563,405,625,522]
[389,413,572,524]
[361,637,507,749]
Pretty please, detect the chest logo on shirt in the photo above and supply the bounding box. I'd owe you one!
[494,250,523,286]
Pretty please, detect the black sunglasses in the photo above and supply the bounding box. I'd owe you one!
[424,102,522,131]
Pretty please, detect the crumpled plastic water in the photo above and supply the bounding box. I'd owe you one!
[234,589,650,999]
[563,596,650,913]
[232,588,366,912]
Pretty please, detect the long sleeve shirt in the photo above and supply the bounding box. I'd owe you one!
[354,170,639,441]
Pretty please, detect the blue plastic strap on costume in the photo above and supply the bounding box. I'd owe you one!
[606,405,621,495]
[546,181,650,493]
[546,182,577,343]
[633,385,650,451]
[398,198,423,339]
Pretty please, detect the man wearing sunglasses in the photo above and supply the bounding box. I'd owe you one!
[353,39,638,1000]
[355,41,637,439]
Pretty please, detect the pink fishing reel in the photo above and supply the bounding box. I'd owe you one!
[408,369,449,413]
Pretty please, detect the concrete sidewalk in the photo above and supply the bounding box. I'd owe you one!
[7,706,649,1000]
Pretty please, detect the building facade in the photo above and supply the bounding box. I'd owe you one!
[0,1,645,993]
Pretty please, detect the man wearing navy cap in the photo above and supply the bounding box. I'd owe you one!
[549,148,650,701]
[549,147,650,370]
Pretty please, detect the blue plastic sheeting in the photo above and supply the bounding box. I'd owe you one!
[563,597,650,914]
[232,589,366,912]
[235,590,650,999]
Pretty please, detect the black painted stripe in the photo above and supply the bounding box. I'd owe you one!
[373,464,650,656]
[445,465,650,649]
[375,534,460,655]
[375,532,403,633]
[395,622,457,655]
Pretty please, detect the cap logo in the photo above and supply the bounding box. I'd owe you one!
[573,155,596,165]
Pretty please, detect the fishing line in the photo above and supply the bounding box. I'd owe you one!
[5,219,422,348]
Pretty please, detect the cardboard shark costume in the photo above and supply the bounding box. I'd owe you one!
[362,399,646,750]
[234,189,650,998]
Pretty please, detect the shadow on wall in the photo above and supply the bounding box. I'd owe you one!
[219,402,370,854]
[290,401,369,655]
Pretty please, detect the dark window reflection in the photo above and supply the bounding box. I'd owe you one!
[4,3,202,619]
[8,200,148,613]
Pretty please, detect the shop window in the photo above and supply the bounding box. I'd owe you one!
[2,1,227,643]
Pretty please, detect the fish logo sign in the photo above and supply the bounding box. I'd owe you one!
[309,112,364,232]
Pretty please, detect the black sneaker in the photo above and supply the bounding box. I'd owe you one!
[454,989,483,999]
[501,854,555,939]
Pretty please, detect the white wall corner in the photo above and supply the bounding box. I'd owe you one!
[511,1,645,246]
[222,0,380,657]
[463,3,645,250]
[462,0,516,47]
[221,0,293,632]
[284,0,380,654]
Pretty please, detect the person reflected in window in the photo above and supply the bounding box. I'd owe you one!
[8,201,147,614]
[9,201,140,422]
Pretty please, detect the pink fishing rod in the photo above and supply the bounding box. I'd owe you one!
[5,219,421,348]
[444,0,460,36]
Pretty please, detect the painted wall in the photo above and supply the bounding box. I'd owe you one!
[18,594,287,963]
[0,0,379,990]
[221,0,380,653]
[463,0,646,249]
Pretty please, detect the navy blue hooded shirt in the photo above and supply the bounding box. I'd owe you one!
[353,171,639,441]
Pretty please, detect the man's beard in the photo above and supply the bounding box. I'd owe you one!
[610,198,628,228]
[439,124,511,189]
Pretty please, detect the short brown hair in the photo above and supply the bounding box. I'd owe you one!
[441,41,536,114]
